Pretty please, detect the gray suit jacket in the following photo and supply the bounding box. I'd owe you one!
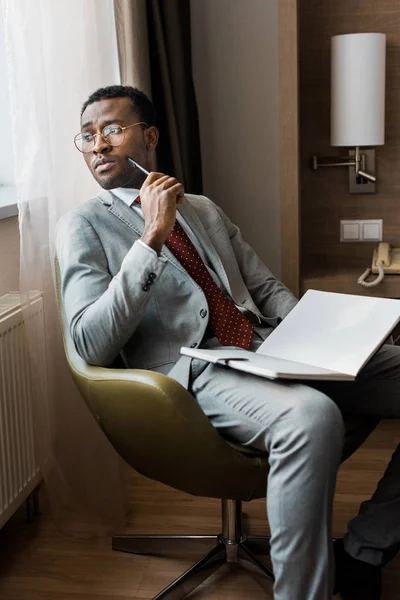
[56,191,297,386]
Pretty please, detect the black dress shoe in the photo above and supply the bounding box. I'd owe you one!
[334,538,382,600]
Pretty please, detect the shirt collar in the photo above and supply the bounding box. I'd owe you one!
[111,187,140,207]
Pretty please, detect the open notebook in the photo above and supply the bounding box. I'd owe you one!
[180,290,400,381]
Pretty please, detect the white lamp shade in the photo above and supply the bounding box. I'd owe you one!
[331,33,386,147]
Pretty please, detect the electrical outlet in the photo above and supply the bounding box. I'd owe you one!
[340,219,382,242]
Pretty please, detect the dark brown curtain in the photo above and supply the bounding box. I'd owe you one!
[114,0,203,194]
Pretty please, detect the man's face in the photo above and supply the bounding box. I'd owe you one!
[80,97,158,189]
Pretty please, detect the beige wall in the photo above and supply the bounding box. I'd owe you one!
[191,0,281,277]
[0,216,20,296]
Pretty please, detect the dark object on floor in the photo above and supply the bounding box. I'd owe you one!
[334,538,382,600]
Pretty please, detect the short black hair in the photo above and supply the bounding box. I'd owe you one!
[81,85,157,126]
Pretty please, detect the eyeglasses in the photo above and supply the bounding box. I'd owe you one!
[74,122,148,153]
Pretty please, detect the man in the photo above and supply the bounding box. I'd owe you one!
[56,85,400,600]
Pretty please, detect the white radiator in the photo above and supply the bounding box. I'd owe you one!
[0,292,42,528]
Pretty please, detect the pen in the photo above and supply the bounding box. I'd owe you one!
[127,156,150,176]
[127,157,184,204]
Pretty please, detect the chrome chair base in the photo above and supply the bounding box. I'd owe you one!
[112,499,274,600]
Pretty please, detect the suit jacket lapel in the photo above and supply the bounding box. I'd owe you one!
[96,190,191,273]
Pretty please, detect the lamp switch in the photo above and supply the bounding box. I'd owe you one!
[340,219,382,242]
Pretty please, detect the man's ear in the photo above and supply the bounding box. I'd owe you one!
[145,126,159,150]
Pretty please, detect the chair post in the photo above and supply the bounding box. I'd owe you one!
[221,499,244,562]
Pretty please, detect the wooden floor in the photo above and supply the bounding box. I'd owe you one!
[0,421,400,600]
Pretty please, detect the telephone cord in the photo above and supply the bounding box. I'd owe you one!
[357,262,384,287]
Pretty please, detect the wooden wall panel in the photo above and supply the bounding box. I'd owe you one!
[299,1,400,284]
[279,0,300,297]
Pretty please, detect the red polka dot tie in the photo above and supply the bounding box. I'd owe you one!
[135,198,253,348]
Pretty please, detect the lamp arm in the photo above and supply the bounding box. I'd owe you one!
[353,146,377,182]
[312,156,356,170]
[356,169,376,183]
[312,146,377,182]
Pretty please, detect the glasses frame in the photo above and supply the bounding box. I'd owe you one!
[74,121,148,153]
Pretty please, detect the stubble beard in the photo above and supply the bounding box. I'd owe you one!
[96,166,145,190]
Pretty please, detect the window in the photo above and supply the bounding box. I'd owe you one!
[0,7,17,219]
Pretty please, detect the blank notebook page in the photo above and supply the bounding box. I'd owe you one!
[257,290,400,377]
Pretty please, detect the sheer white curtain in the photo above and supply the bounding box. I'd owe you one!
[3,0,129,534]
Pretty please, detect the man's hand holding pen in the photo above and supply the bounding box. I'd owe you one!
[140,172,185,255]
[126,157,184,254]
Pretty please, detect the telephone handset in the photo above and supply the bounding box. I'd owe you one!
[375,242,392,269]
[358,242,400,287]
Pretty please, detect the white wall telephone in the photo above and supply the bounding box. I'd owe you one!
[358,242,400,287]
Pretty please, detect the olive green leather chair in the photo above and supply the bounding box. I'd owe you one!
[55,257,379,599]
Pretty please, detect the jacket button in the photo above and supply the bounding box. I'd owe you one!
[148,272,157,280]
[146,279,153,285]
[142,284,149,291]
[190,342,197,348]
[200,309,207,318]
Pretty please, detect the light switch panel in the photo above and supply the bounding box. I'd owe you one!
[340,219,382,242]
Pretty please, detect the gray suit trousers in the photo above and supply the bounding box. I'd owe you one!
[191,337,400,600]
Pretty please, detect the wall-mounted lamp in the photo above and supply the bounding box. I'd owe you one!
[312,33,386,192]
